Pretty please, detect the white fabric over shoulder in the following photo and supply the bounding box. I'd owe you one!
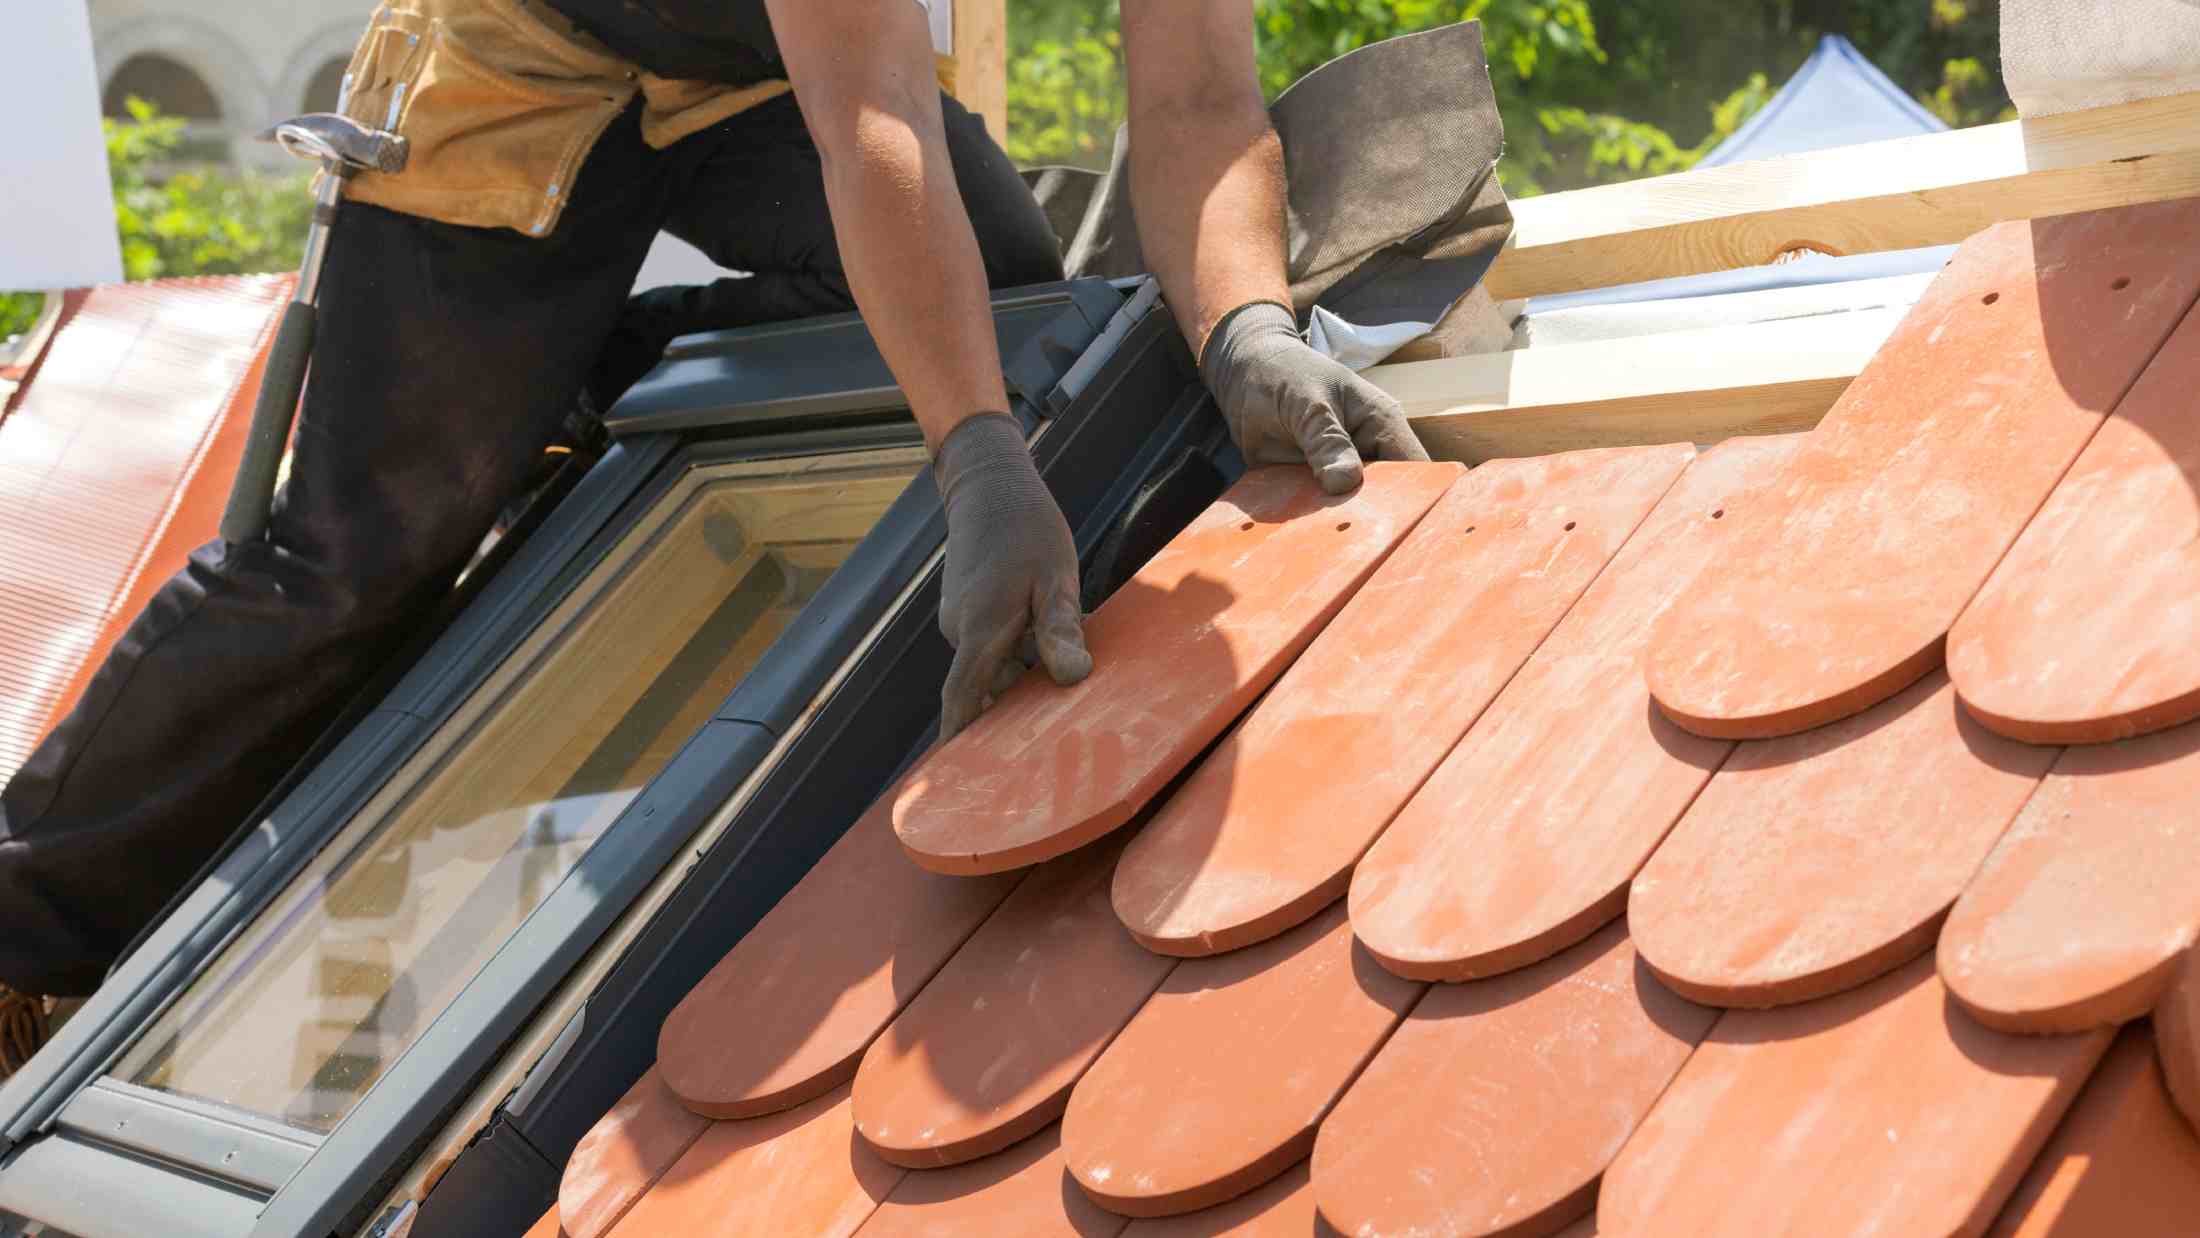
[2002,0,2200,116]
[918,0,954,56]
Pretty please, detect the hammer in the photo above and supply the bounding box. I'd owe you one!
[219,109,409,545]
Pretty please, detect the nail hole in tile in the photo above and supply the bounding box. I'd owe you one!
[1239,521,1254,531]
[1463,526,1476,535]
[1335,521,1353,532]
[1563,521,1578,531]
[1982,292,2000,306]
[1711,508,1725,520]
[2113,276,2132,291]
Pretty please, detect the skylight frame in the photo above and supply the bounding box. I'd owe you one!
[0,279,1137,1238]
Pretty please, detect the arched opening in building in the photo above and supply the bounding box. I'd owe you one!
[102,52,223,121]
[302,56,350,114]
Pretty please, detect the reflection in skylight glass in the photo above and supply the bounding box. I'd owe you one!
[115,448,925,1132]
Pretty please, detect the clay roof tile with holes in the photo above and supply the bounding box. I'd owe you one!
[1629,670,2058,1008]
[853,839,1172,1169]
[1348,433,1794,982]
[892,463,1460,877]
[602,1085,900,1238]
[1113,444,1688,958]
[1939,725,2200,1034]
[1313,920,1714,1238]
[1598,957,2113,1237]
[2160,951,2200,1132]
[1950,310,2200,744]
[657,784,1023,1120]
[549,197,2200,1238]
[1988,1025,2200,1237]
[852,1125,1123,1238]
[1060,902,1419,1218]
[1644,200,2200,741]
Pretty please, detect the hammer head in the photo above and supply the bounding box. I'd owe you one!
[257,112,410,176]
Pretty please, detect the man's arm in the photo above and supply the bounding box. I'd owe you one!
[763,0,1006,450]
[1121,0,1428,492]
[1117,1,1288,360]
[768,0,1089,737]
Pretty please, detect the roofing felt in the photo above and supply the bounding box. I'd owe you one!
[546,198,2200,1237]
[0,275,289,782]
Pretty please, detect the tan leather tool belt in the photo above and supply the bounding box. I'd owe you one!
[334,0,809,236]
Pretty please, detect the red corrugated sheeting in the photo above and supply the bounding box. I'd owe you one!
[0,274,290,782]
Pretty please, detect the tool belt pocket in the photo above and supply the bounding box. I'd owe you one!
[339,0,640,236]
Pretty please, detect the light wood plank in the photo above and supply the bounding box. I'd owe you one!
[1366,306,1904,463]
[1478,90,2200,301]
[953,0,1008,142]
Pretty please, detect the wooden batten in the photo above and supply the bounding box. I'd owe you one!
[1476,90,2200,301]
[1368,306,1902,464]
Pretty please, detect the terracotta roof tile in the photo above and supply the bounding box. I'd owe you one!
[1313,920,1712,1238]
[1599,957,2110,1236]
[555,201,2200,1234]
[1950,309,2200,744]
[893,463,1461,876]
[560,1068,712,1238]
[1988,1026,2200,1236]
[1631,670,2057,1007]
[603,1085,900,1238]
[1349,434,1795,981]
[2159,951,2200,1131]
[852,1124,1122,1238]
[1644,199,2200,740]
[1115,1160,1318,1237]
[1112,444,1689,957]
[1063,902,1417,1218]
[658,782,1022,1119]
[853,840,1171,1169]
[0,276,289,780]
[1939,725,2200,1033]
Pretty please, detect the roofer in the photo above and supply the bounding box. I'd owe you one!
[0,0,1429,1073]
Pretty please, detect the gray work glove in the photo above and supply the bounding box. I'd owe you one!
[1200,301,1430,494]
[933,414,1093,739]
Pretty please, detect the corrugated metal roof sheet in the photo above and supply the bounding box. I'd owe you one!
[0,274,290,782]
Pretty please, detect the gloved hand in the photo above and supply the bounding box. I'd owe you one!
[933,414,1093,739]
[1200,301,1430,494]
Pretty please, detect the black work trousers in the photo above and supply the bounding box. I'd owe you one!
[0,92,1062,996]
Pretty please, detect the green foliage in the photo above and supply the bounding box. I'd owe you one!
[2,100,311,365]
[1005,2,1126,167]
[1005,0,2010,195]
[107,97,311,282]
[1,292,42,346]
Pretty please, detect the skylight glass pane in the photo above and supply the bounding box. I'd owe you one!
[114,447,926,1132]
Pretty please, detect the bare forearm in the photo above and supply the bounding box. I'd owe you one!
[768,0,1007,451]
[820,110,1009,448]
[1130,97,1293,361]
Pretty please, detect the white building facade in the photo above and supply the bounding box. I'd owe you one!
[82,0,967,282]
[87,0,370,138]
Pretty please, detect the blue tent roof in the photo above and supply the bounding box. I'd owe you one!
[1528,36,1951,316]
[1689,32,1953,169]
[1698,34,1946,168]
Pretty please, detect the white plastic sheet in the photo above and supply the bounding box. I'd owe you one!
[0,0,123,289]
[2003,0,2200,116]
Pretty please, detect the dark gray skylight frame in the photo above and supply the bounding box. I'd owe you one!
[0,277,1170,1238]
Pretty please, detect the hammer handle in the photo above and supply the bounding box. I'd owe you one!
[220,300,317,545]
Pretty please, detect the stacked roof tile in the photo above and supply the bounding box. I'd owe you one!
[545,198,2200,1236]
